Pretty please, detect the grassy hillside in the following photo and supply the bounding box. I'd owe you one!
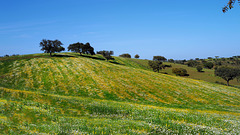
[1,53,240,134]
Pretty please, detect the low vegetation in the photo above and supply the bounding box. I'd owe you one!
[0,53,240,134]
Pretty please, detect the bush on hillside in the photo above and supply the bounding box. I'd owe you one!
[196,66,203,72]
[119,53,131,58]
[172,68,188,76]
[204,62,214,69]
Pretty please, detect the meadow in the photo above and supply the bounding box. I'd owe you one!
[0,53,240,134]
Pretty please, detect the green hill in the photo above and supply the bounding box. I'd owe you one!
[0,53,240,134]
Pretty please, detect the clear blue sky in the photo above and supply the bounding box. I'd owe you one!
[0,0,239,60]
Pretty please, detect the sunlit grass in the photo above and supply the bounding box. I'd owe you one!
[0,53,240,134]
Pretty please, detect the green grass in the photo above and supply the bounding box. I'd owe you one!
[0,52,240,134]
[161,62,240,87]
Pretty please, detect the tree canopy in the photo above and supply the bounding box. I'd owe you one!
[134,54,140,59]
[148,61,163,73]
[153,56,167,62]
[40,39,65,56]
[214,66,240,86]
[223,0,240,12]
[68,42,95,55]
[97,50,114,61]
[119,53,131,58]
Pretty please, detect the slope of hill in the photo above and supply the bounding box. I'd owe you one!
[0,53,240,134]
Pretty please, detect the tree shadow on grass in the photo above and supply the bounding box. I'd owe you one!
[52,54,74,57]
[79,55,124,65]
[198,71,205,73]
[79,55,105,60]
[109,61,124,65]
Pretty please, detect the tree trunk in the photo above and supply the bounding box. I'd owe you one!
[227,80,229,86]
[50,52,52,57]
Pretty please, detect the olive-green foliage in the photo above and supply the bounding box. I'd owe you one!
[97,50,114,61]
[186,60,199,67]
[148,61,163,73]
[134,54,140,59]
[214,66,240,86]
[119,53,131,58]
[39,39,65,56]
[68,42,95,55]
[204,62,214,69]
[172,68,188,76]
[196,66,203,72]
[153,56,167,62]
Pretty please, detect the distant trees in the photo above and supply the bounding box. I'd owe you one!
[153,56,167,62]
[172,68,188,76]
[134,54,140,59]
[119,53,131,58]
[40,39,65,56]
[186,60,199,67]
[68,42,95,55]
[215,66,240,86]
[168,59,174,63]
[97,50,114,61]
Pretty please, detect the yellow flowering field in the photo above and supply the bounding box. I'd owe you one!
[0,53,240,134]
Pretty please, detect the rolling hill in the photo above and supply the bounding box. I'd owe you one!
[0,53,240,134]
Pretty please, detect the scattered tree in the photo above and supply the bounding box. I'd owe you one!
[148,61,163,73]
[134,54,140,59]
[196,66,203,72]
[68,42,95,55]
[84,42,95,55]
[168,59,174,63]
[172,68,188,76]
[40,39,65,56]
[204,62,214,69]
[215,66,240,86]
[97,50,114,61]
[68,42,84,55]
[119,53,131,58]
[186,60,199,67]
[153,56,167,62]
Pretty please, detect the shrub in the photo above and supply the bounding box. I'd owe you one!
[119,53,131,58]
[196,66,203,72]
[204,62,214,69]
[134,54,140,59]
[172,68,188,76]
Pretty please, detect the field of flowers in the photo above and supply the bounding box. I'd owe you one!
[0,53,240,134]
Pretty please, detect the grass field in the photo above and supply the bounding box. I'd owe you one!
[0,53,240,134]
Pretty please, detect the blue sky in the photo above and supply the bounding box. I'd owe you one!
[0,0,239,60]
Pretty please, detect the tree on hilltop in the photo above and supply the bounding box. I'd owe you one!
[68,42,95,55]
[119,53,131,58]
[153,56,167,62]
[40,39,65,56]
[134,54,140,59]
[84,42,95,55]
[97,50,114,61]
[68,42,84,55]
